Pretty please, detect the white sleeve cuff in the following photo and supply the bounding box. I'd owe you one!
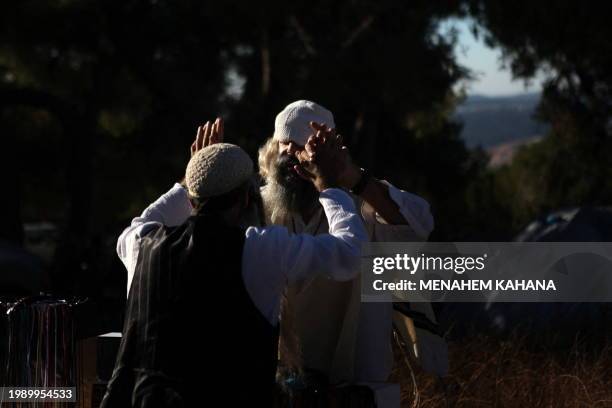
[139,183,192,227]
[383,181,434,238]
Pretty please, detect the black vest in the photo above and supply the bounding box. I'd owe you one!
[101,215,279,407]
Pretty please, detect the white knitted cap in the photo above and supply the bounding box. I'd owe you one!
[274,100,335,146]
[185,143,254,199]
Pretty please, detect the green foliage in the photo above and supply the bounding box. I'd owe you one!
[468,0,612,233]
[5,0,611,267]
[1,0,469,238]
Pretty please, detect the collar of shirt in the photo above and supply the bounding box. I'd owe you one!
[290,206,326,234]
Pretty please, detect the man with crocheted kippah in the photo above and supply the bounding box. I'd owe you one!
[104,118,368,407]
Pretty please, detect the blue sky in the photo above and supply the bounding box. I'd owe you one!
[438,18,545,96]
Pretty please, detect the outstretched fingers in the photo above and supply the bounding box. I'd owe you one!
[213,117,224,143]
[191,117,225,157]
[192,125,204,155]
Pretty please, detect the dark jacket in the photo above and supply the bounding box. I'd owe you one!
[101,215,279,407]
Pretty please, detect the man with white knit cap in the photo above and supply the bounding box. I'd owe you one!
[105,119,368,407]
[259,101,447,397]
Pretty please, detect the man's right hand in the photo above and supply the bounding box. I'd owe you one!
[295,122,346,192]
[190,117,224,156]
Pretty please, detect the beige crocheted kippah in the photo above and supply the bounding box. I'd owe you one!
[185,143,254,199]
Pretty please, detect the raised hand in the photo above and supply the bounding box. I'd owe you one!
[297,122,361,190]
[294,122,346,192]
[190,117,224,156]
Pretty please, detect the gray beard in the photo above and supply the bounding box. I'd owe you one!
[263,158,319,223]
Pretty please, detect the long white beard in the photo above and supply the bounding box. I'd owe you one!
[261,181,299,225]
[262,159,318,225]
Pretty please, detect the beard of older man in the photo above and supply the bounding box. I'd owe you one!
[266,154,319,218]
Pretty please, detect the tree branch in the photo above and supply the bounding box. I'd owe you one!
[289,15,317,56]
[342,16,375,49]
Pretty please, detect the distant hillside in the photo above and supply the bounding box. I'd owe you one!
[487,136,542,168]
[455,93,549,148]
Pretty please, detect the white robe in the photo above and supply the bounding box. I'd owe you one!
[264,181,448,384]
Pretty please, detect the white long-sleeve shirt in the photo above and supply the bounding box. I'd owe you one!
[263,180,444,385]
[116,184,368,326]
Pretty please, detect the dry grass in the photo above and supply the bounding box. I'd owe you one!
[391,333,612,408]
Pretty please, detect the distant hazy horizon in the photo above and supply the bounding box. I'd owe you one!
[438,18,546,97]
